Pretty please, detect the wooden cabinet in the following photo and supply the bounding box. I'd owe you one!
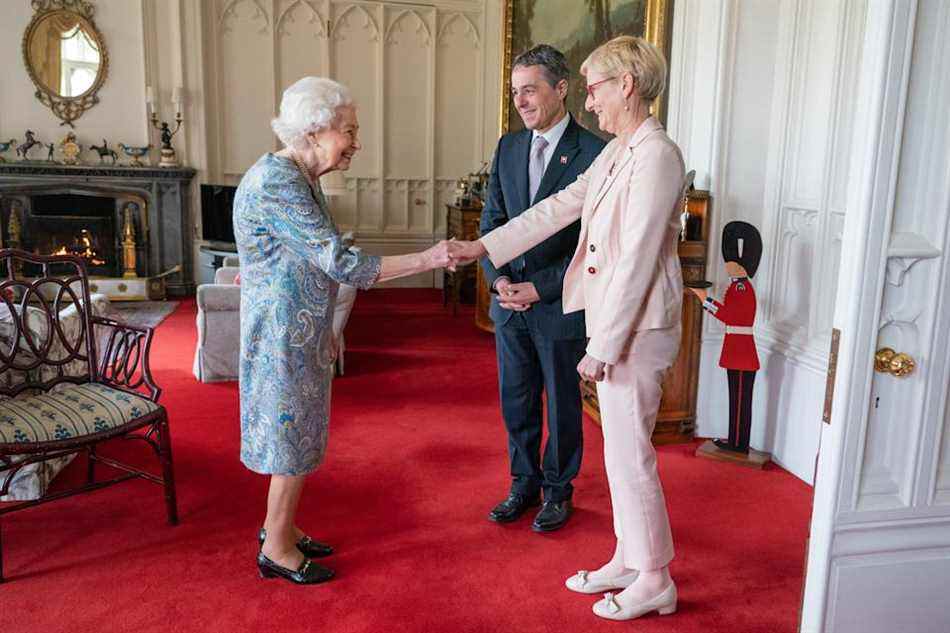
[444,204,482,315]
[580,190,711,444]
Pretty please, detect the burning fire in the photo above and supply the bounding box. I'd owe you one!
[51,229,107,266]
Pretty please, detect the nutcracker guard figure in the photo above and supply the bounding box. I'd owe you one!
[689,221,763,456]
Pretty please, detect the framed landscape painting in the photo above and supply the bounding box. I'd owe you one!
[500,0,673,136]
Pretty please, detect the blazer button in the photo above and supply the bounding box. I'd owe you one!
[589,244,596,252]
[587,266,596,274]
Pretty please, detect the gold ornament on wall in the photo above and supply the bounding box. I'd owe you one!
[22,0,110,127]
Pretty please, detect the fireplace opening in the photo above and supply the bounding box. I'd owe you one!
[26,194,116,276]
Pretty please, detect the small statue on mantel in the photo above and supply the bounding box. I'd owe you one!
[119,143,152,167]
[689,221,763,456]
[16,130,41,160]
[152,119,182,168]
[0,138,17,163]
[60,132,83,165]
[45,143,57,163]
[89,139,119,165]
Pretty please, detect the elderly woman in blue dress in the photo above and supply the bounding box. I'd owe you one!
[234,76,455,585]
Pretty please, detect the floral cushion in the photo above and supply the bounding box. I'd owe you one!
[0,383,160,445]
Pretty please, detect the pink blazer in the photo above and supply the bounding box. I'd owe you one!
[481,117,686,365]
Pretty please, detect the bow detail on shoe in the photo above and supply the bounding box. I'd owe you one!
[573,570,590,587]
[602,593,621,614]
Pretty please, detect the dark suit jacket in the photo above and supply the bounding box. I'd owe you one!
[479,116,606,340]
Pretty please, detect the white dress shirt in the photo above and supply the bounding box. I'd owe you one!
[493,113,572,293]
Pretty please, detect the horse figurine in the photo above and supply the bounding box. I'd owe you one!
[0,138,16,163]
[89,139,118,165]
[118,143,152,167]
[16,131,41,160]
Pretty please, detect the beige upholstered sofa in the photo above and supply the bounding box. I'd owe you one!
[193,254,358,382]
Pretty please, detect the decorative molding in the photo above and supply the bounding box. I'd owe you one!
[220,0,270,35]
[0,162,196,180]
[30,0,95,15]
[332,4,380,42]
[385,8,431,46]
[276,0,327,38]
[770,207,818,330]
[356,178,378,192]
[885,232,942,286]
[438,12,479,47]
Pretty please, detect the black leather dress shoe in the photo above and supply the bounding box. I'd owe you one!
[488,491,541,523]
[713,439,749,454]
[259,528,333,558]
[531,500,573,532]
[257,552,334,584]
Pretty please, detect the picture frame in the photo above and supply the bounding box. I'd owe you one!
[499,0,673,136]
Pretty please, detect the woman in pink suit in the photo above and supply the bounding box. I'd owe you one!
[450,36,685,621]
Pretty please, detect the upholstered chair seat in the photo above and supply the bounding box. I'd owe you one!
[0,383,160,445]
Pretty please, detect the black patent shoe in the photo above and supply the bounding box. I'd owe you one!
[259,528,333,558]
[257,552,334,584]
[488,491,541,523]
[531,499,573,532]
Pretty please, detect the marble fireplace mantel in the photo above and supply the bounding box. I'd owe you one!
[0,162,197,296]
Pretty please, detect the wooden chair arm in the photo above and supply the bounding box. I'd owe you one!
[91,315,162,402]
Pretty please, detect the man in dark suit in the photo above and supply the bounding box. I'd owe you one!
[480,45,606,532]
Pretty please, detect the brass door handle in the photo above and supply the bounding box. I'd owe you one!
[874,347,916,377]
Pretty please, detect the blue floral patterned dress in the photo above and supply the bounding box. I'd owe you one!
[234,153,381,475]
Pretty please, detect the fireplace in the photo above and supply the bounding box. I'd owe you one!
[1,189,145,280]
[0,162,196,298]
[27,194,117,276]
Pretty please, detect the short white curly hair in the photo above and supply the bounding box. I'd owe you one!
[271,76,353,149]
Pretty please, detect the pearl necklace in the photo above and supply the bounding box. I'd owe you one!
[290,153,312,183]
[290,152,318,198]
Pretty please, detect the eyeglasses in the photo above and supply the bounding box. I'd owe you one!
[585,76,617,98]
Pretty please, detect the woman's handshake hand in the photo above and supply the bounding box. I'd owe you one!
[446,239,487,266]
[422,239,488,272]
[424,240,457,270]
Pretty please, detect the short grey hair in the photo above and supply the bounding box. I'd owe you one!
[512,44,569,89]
[271,76,353,149]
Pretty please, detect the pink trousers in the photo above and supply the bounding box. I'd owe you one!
[595,325,680,571]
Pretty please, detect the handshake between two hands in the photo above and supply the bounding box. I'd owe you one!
[424,238,485,272]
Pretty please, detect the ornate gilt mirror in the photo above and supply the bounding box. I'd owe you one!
[22,0,109,127]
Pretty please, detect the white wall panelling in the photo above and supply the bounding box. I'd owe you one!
[669,0,867,482]
[195,0,491,279]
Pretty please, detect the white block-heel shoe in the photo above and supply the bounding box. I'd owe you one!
[565,569,639,594]
[592,582,677,621]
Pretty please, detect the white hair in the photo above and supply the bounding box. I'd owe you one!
[271,77,353,149]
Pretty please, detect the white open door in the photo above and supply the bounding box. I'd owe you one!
[801,1,950,631]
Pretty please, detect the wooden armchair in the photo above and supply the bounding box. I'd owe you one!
[0,250,177,582]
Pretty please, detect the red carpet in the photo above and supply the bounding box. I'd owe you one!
[1,290,810,632]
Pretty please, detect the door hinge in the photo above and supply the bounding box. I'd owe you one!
[822,328,841,424]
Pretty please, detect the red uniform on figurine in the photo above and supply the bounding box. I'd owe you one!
[690,221,762,454]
